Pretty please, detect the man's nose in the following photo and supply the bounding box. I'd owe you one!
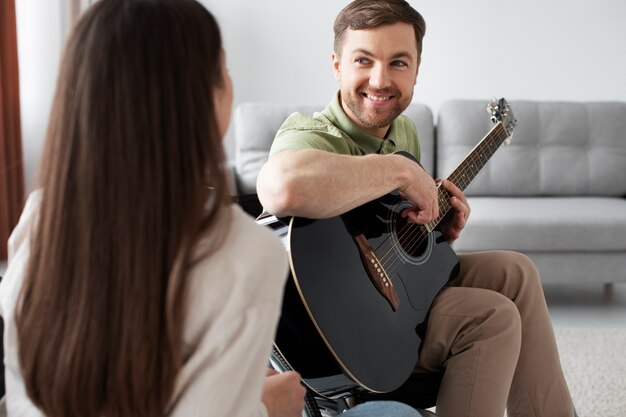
[369,64,391,89]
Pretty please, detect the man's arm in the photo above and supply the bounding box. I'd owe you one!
[256,148,439,223]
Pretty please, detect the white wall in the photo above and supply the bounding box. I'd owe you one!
[17,0,626,191]
[414,0,626,109]
[16,0,65,192]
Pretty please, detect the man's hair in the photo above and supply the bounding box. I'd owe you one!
[333,0,426,57]
[17,1,230,416]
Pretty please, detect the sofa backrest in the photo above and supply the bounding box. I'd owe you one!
[437,100,626,196]
[234,102,435,194]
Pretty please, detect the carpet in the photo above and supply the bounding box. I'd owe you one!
[555,328,626,417]
[397,328,624,417]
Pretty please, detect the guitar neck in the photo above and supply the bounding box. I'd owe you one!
[425,122,509,231]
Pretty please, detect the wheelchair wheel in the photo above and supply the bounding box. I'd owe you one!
[269,347,323,417]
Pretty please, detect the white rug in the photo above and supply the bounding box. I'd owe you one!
[555,328,626,417]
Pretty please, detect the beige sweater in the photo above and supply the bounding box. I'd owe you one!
[0,192,289,417]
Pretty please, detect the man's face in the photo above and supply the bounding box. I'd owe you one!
[333,22,420,138]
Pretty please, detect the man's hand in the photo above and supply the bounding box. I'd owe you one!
[261,370,306,417]
[438,179,471,242]
[396,155,439,224]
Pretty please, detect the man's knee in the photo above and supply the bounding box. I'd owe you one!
[479,251,543,297]
[501,251,543,295]
[504,251,539,277]
[483,294,522,345]
[456,250,542,296]
[437,288,522,348]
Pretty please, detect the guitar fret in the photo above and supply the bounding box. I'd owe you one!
[449,124,507,191]
[432,123,509,229]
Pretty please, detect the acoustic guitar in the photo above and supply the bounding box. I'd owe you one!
[259,98,517,396]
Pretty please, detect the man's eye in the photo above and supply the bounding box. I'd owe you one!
[355,57,370,65]
[391,60,408,67]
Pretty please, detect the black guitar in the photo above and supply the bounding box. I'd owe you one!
[259,99,517,396]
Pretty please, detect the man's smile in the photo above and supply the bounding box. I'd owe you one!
[362,92,393,102]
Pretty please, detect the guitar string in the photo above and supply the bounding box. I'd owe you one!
[375,184,451,274]
[375,127,508,276]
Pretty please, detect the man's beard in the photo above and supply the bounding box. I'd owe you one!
[342,87,412,130]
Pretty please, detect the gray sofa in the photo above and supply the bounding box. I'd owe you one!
[231,100,626,286]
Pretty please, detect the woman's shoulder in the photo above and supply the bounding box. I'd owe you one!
[189,204,288,302]
[0,191,42,313]
[224,204,287,268]
[6,191,42,259]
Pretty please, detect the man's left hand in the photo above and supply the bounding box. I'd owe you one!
[439,179,470,242]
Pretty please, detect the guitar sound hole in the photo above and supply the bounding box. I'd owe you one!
[394,215,429,258]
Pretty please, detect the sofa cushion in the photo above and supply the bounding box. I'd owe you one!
[437,100,626,196]
[452,197,626,252]
[234,103,321,195]
[234,102,435,194]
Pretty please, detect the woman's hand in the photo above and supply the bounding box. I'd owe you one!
[262,370,306,417]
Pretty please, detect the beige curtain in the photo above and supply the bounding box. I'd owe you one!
[0,0,25,260]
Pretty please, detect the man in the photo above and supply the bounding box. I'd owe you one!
[257,1,577,417]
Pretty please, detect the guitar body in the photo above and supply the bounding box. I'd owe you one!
[272,193,459,394]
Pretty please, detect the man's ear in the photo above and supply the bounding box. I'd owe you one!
[331,51,341,81]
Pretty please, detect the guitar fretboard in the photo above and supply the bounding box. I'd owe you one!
[425,122,509,232]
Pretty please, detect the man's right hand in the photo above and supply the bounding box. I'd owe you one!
[394,154,439,224]
[261,370,306,417]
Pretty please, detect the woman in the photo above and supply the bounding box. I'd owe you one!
[0,0,302,416]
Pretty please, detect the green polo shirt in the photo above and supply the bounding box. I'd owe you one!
[269,91,421,161]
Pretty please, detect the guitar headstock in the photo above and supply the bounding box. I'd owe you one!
[487,98,517,144]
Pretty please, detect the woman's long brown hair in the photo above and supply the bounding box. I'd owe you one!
[16,1,230,416]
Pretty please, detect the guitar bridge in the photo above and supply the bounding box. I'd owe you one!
[353,233,400,311]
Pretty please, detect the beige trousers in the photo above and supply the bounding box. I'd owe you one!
[415,250,574,417]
